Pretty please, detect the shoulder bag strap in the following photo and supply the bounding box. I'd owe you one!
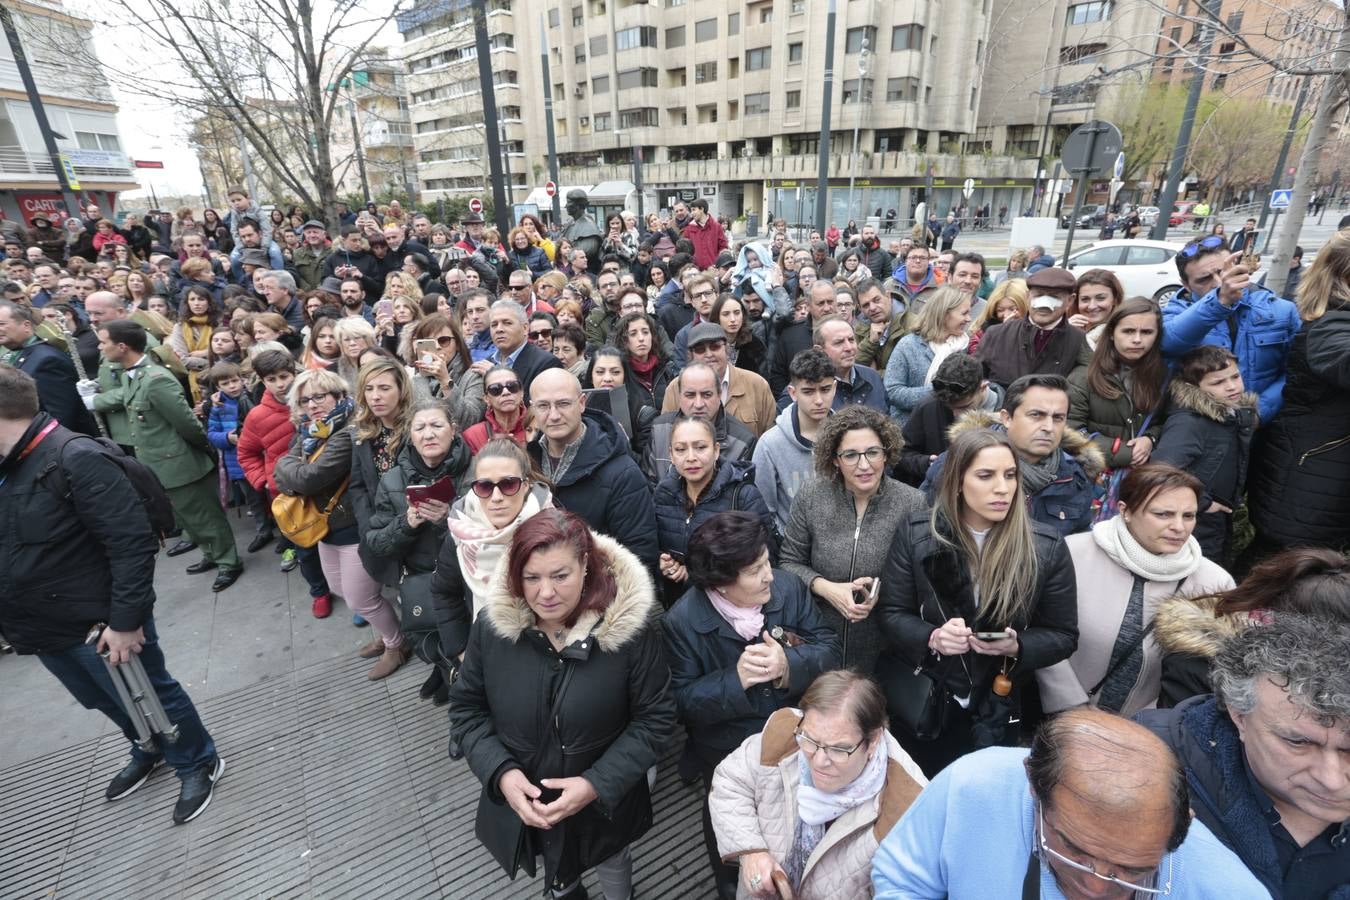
[1021,851,1040,899]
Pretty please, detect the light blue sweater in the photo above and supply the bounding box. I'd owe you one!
[883,332,934,425]
[872,747,1271,900]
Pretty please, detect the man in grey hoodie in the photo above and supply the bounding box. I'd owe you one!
[752,349,836,533]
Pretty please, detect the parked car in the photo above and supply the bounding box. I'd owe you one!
[1060,204,1109,229]
[1064,239,1185,305]
[1169,201,1201,227]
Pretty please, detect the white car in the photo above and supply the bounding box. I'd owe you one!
[1064,239,1185,305]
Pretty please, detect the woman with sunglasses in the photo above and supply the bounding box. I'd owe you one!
[404,313,485,430]
[272,369,409,678]
[781,406,927,675]
[429,438,554,707]
[462,365,531,455]
[875,428,1078,778]
[662,511,840,899]
[709,670,926,900]
[364,399,471,701]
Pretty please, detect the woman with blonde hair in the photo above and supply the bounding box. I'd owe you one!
[883,286,973,424]
[382,291,424,356]
[993,249,1030,286]
[302,315,341,371]
[506,225,552,279]
[518,213,556,262]
[349,357,419,591]
[966,280,1027,355]
[876,428,1078,777]
[1248,227,1350,558]
[273,367,409,678]
[333,316,378,388]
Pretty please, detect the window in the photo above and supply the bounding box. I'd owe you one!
[697,103,718,123]
[1071,246,1126,266]
[75,131,122,152]
[744,92,770,115]
[574,44,586,63]
[891,24,924,51]
[1065,1,1110,26]
[969,87,977,110]
[786,89,801,109]
[668,0,687,5]
[695,18,718,41]
[746,47,771,70]
[548,7,559,26]
[728,13,740,36]
[976,40,983,63]
[1059,42,1107,64]
[846,26,876,53]
[616,26,658,50]
[759,7,773,24]
[925,85,932,103]
[617,67,659,89]
[574,81,586,97]
[1168,25,1181,46]
[619,107,659,128]
[666,25,686,48]
[669,107,688,126]
[594,112,611,131]
[1226,11,1244,32]
[572,5,583,25]
[1212,73,1227,90]
[788,42,803,63]
[1218,41,1235,54]
[592,74,610,93]
[886,76,919,101]
[842,78,873,104]
[791,0,805,12]
[695,61,718,83]
[729,58,739,78]
[1125,246,1173,266]
[590,34,608,56]
[667,67,688,86]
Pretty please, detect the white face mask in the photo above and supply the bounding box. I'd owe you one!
[1030,296,1064,311]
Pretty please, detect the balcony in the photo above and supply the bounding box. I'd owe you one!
[0,145,134,181]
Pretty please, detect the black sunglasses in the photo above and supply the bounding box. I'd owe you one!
[1179,234,1226,259]
[486,380,522,397]
[471,476,525,498]
[528,328,554,339]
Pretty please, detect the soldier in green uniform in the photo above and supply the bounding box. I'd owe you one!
[82,320,243,592]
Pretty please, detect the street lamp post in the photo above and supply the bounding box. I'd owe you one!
[845,37,870,230]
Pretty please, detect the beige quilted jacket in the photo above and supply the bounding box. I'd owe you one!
[709,708,927,900]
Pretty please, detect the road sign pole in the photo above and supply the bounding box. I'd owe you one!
[1257,77,1308,235]
[1263,208,1282,255]
[1061,122,1105,264]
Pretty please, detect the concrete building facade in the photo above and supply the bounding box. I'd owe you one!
[0,0,138,225]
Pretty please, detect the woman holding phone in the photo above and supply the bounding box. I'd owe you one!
[404,313,485,430]
[781,406,927,675]
[875,428,1078,777]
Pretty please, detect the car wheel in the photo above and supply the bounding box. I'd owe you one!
[1153,286,1180,307]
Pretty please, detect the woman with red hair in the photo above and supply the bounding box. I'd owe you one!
[450,508,675,900]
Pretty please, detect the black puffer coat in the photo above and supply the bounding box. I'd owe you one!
[449,534,676,889]
[1248,307,1350,550]
[363,438,471,574]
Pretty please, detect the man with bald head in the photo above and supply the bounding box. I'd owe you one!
[872,708,1270,898]
[525,368,658,568]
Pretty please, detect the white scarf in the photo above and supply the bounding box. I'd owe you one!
[924,333,971,386]
[1091,516,1203,582]
[796,735,889,827]
[449,487,549,618]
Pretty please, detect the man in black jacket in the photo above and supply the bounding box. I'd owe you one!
[479,299,563,401]
[1136,616,1350,900]
[0,368,224,824]
[0,300,98,436]
[320,226,385,298]
[526,368,659,570]
[768,280,837,399]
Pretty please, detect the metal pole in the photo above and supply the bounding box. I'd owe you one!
[632,145,644,221]
[1032,99,1055,218]
[499,120,514,208]
[814,0,837,236]
[232,123,259,201]
[1256,77,1308,234]
[539,14,563,225]
[846,37,868,228]
[474,0,510,237]
[0,5,80,219]
[347,93,372,206]
[1151,0,1219,240]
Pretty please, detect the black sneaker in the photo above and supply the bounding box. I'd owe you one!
[172,756,225,824]
[246,531,274,553]
[106,754,163,801]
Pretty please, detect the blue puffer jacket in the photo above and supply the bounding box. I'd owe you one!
[661,572,840,767]
[206,391,252,481]
[1161,284,1301,423]
[654,458,777,569]
[505,243,553,279]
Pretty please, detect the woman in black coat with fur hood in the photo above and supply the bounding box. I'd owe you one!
[875,429,1078,778]
[449,509,676,900]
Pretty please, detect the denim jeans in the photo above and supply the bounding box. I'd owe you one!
[37,616,216,778]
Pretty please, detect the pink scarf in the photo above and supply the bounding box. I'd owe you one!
[707,586,764,641]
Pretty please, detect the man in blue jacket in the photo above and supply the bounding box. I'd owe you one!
[1162,236,1301,423]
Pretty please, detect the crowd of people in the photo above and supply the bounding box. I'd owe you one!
[0,190,1347,899]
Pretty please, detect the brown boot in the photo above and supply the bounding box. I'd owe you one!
[357,636,385,659]
[367,644,409,680]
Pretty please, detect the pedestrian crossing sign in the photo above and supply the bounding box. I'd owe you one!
[1270,189,1293,209]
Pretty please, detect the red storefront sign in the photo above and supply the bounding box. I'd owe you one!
[16,192,71,225]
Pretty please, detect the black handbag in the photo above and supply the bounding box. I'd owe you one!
[887,599,955,741]
[398,571,446,666]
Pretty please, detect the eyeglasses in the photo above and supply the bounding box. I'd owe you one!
[511,283,531,292]
[690,290,717,301]
[689,340,726,354]
[298,393,335,406]
[1037,806,1172,896]
[436,335,457,348]
[471,476,525,498]
[793,728,865,765]
[1179,234,1226,259]
[836,446,885,466]
[528,328,554,340]
[931,377,974,395]
[485,380,522,397]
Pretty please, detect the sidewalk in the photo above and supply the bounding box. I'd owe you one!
[0,517,713,898]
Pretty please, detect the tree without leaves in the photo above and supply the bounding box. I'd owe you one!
[1186,93,1289,206]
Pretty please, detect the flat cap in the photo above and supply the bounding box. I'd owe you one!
[687,321,728,347]
[1026,266,1077,292]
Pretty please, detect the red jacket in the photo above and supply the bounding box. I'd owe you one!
[236,390,296,493]
[462,408,528,456]
[682,216,728,269]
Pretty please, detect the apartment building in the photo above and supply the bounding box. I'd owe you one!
[0,0,138,224]
[400,0,1038,228]
[328,50,419,202]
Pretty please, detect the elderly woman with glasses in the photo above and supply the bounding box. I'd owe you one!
[462,365,531,454]
[710,670,926,900]
[663,512,840,900]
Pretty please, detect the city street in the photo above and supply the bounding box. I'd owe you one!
[0,516,712,899]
